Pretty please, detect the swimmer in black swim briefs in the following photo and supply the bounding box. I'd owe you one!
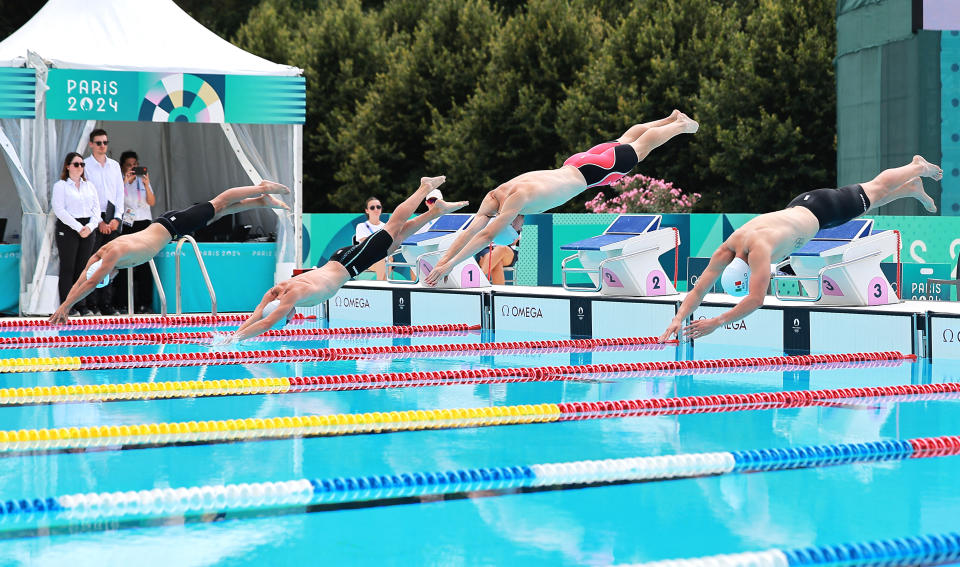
[424,110,700,287]
[49,180,291,324]
[660,156,943,343]
[233,176,469,341]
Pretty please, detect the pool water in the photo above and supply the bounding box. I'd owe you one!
[0,318,957,566]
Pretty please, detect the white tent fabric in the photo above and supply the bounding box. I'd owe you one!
[0,0,303,314]
[0,0,300,76]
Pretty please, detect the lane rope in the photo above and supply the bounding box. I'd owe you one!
[0,353,910,406]
[0,336,673,373]
[0,434,958,544]
[0,352,928,455]
[0,313,312,329]
[0,323,480,349]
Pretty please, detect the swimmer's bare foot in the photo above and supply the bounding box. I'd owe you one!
[420,176,446,190]
[260,194,290,210]
[669,109,682,121]
[678,112,699,134]
[433,199,469,214]
[912,155,943,181]
[902,177,938,213]
[258,180,290,194]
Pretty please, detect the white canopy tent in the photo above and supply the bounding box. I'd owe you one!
[0,0,303,314]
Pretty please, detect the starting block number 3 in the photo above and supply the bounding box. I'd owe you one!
[867,276,888,305]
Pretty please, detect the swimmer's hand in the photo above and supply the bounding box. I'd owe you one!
[49,305,70,325]
[209,331,238,348]
[423,261,451,287]
[658,320,682,343]
[682,317,720,341]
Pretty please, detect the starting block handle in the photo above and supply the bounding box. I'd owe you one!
[385,251,417,284]
[561,253,601,292]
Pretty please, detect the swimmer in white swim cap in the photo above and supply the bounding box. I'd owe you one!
[233,176,468,341]
[659,156,942,342]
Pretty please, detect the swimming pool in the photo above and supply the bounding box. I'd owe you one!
[0,314,958,566]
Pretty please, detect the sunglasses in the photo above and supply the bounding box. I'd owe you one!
[368,204,382,210]
[92,140,109,146]
[425,198,438,205]
[69,162,85,168]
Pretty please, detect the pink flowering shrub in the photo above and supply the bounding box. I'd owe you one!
[584,174,700,214]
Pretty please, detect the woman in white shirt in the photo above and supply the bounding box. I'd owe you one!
[52,152,100,313]
[354,196,386,279]
[120,150,156,313]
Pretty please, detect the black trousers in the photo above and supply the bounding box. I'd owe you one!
[93,213,120,310]
[118,219,153,310]
[55,218,96,306]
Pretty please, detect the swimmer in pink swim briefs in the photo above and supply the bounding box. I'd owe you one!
[424,110,698,286]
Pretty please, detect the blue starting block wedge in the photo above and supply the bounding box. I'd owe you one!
[773,218,899,305]
[560,214,679,296]
[386,213,490,288]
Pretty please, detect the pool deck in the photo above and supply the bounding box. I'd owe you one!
[326,281,960,358]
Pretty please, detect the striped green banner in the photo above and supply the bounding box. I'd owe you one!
[0,68,35,119]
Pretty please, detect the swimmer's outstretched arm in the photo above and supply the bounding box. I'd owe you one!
[425,201,518,286]
[234,286,281,336]
[663,247,771,342]
[233,291,297,342]
[48,253,119,324]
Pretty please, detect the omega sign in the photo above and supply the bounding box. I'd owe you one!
[500,304,543,318]
[334,296,371,309]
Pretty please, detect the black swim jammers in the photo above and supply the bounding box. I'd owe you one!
[786,184,871,230]
[154,202,217,240]
[329,228,393,278]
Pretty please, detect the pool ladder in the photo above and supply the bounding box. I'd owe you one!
[124,235,217,316]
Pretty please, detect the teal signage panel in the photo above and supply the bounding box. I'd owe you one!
[0,68,35,119]
[46,70,304,124]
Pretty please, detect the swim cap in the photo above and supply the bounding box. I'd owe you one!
[261,299,289,329]
[493,225,519,246]
[720,257,750,297]
[85,259,110,289]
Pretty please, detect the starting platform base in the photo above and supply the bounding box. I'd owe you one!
[328,281,960,359]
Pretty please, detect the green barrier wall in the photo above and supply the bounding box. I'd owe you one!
[0,245,19,314]
[304,213,960,292]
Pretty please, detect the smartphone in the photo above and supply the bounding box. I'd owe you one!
[132,166,147,176]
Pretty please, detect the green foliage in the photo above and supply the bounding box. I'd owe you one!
[426,1,609,200]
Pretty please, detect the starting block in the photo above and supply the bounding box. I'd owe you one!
[773,219,900,306]
[385,214,490,288]
[559,214,679,296]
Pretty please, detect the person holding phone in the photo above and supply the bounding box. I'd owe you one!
[120,150,156,313]
[52,152,100,315]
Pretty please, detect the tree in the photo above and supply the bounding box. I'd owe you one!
[330,0,500,209]
[236,0,391,212]
[426,0,610,199]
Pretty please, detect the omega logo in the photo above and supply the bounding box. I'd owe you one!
[334,296,370,309]
[500,304,543,318]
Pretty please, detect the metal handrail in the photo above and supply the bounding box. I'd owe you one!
[174,235,216,315]
[385,250,418,284]
[773,250,883,302]
[561,246,660,292]
[148,258,167,317]
[125,259,168,316]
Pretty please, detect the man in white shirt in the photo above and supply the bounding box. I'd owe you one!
[84,128,125,315]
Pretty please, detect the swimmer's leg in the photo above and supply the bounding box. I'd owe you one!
[382,176,447,239]
[861,156,942,213]
[388,198,469,254]
[616,110,681,144]
[209,181,290,215]
[627,112,699,161]
[213,195,290,220]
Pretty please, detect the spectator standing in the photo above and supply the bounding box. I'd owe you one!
[84,129,124,315]
[120,150,156,313]
[355,196,386,280]
[51,152,100,314]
